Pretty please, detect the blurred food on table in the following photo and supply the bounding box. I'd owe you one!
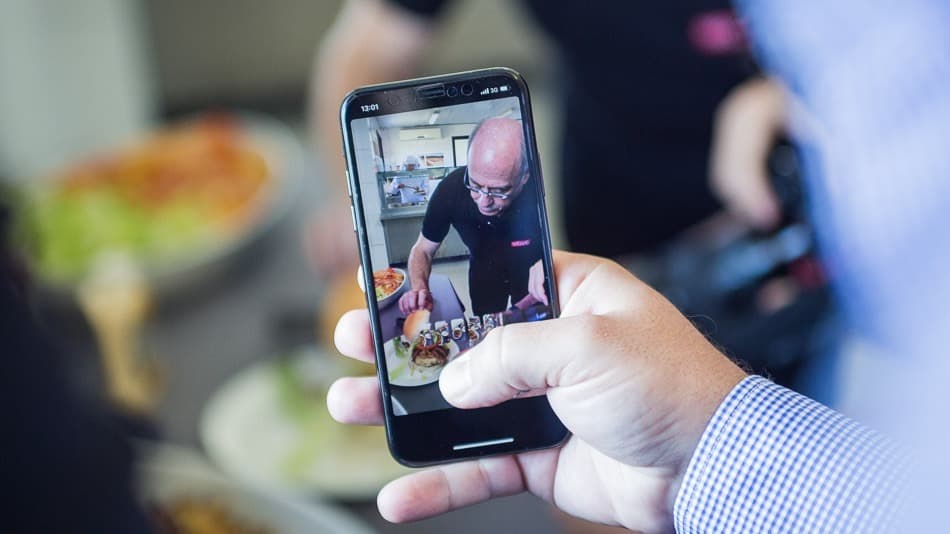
[138,442,373,534]
[201,347,408,499]
[149,497,270,534]
[16,114,275,285]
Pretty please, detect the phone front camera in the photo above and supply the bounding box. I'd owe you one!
[460,84,474,96]
[387,95,401,106]
[446,85,459,98]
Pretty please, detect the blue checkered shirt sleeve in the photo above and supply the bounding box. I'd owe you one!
[673,376,905,533]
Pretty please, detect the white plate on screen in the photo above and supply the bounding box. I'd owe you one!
[384,337,460,387]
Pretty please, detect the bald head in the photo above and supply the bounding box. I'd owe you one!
[465,118,529,216]
[468,118,526,186]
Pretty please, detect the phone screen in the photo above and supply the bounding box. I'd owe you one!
[346,81,556,418]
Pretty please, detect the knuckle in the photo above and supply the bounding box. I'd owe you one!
[573,313,620,358]
[484,325,519,390]
[581,313,611,341]
[474,460,496,501]
[495,328,521,390]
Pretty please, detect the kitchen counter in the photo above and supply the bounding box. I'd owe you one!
[382,214,470,265]
[380,205,428,219]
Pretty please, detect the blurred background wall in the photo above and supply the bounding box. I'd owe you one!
[1,0,563,238]
[0,0,554,165]
[0,0,154,179]
[146,0,552,113]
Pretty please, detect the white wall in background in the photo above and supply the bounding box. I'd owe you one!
[0,0,153,180]
[380,124,476,171]
[350,118,389,269]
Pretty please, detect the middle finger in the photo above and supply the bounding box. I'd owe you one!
[327,375,384,425]
[334,309,376,364]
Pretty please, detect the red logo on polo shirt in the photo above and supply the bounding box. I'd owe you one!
[688,10,746,56]
[511,239,531,248]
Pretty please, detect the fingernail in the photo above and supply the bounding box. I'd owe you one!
[439,354,471,402]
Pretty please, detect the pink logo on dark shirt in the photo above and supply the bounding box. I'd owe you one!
[688,10,746,56]
[510,239,531,248]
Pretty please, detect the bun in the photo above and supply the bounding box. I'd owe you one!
[403,309,431,340]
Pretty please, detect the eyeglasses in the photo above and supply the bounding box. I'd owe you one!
[463,169,516,200]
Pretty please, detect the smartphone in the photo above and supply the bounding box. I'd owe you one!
[340,68,568,466]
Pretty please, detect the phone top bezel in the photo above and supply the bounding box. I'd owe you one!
[340,68,567,466]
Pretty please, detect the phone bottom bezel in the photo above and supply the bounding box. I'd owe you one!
[385,396,569,467]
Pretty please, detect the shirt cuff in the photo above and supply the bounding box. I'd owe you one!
[673,376,904,533]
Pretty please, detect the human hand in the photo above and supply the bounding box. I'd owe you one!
[329,251,746,531]
[709,77,788,230]
[527,259,549,306]
[398,287,432,315]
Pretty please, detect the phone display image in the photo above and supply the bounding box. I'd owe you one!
[342,70,567,464]
[349,96,554,416]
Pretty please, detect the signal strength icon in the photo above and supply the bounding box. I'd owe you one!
[479,88,491,96]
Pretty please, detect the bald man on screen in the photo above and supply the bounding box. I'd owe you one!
[398,118,548,317]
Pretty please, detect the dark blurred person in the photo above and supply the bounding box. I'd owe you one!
[308,0,788,275]
[0,203,150,533]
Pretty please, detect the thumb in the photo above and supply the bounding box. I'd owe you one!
[439,314,601,409]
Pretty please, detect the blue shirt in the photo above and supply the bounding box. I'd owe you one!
[672,0,950,530]
[674,377,904,532]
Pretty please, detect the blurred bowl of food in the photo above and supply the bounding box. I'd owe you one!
[372,267,406,309]
[137,442,373,534]
[200,346,408,500]
[14,112,302,300]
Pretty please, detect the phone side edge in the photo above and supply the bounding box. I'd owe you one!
[338,92,404,463]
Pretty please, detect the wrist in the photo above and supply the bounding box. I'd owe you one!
[671,375,763,527]
[666,367,749,514]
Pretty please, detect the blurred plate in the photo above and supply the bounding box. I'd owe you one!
[200,346,408,500]
[18,112,303,300]
[137,441,373,534]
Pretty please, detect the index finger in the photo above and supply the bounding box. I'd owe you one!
[531,276,548,306]
[421,290,434,311]
[334,309,376,364]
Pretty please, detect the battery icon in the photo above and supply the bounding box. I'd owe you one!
[499,85,510,92]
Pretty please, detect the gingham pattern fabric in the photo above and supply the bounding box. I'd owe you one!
[736,0,950,358]
[673,376,905,533]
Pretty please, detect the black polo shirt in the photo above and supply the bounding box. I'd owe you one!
[387,0,753,256]
[422,167,543,315]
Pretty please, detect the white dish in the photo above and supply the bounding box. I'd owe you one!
[373,267,407,309]
[200,347,408,500]
[384,337,460,387]
[29,112,303,301]
[137,441,372,534]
